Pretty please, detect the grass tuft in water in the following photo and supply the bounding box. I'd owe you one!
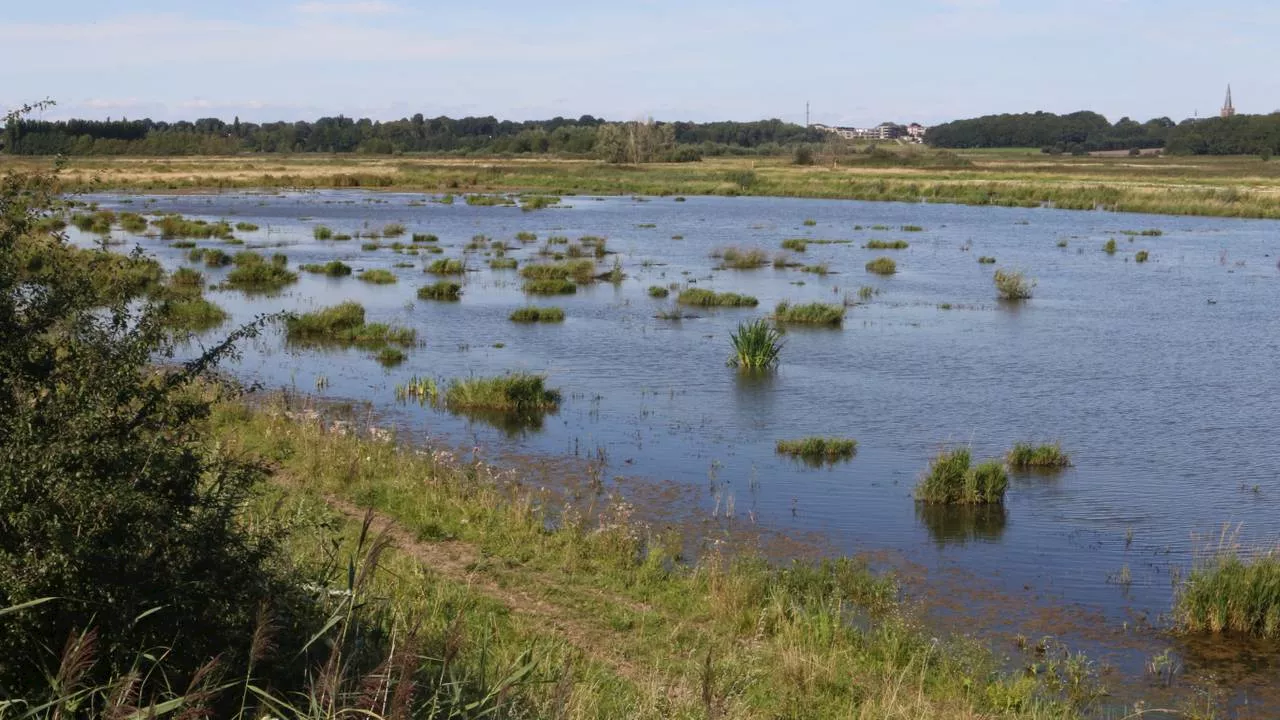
[375,347,406,367]
[1135,250,1150,263]
[285,301,416,348]
[1104,238,1118,255]
[444,373,561,413]
[728,319,783,370]
[915,448,1008,505]
[865,257,897,275]
[864,239,909,250]
[1175,547,1280,638]
[509,306,565,323]
[223,253,297,292]
[714,246,770,269]
[774,301,844,326]
[426,258,465,275]
[313,225,334,240]
[417,280,462,301]
[358,268,397,284]
[382,222,407,238]
[776,437,857,462]
[647,285,670,298]
[412,233,438,243]
[781,238,808,252]
[522,278,577,295]
[901,225,924,232]
[234,221,259,232]
[994,269,1034,300]
[300,260,352,277]
[1006,443,1071,469]
[490,257,518,270]
[977,256,997,264]
[677,288,758,307]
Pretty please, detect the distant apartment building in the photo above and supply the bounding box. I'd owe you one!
[810,121,927,143]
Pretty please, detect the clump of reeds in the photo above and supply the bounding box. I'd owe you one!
[776,437,857,462]
[520,195,558,211]
[515,231,537,242]
[223,253,297,291]
[509,306,565,322]
[444,373,561,413]
[1006,442,1070,469]
[376,347,406,367]
[1104,238,1118,254]
[285,301,416,348]
[417,280,462,301]
[300,260,352,276]
[234,222,259,232]
[426,258,465,275]
[382,222,407,238]
[1057,239,1069,248]
[801,264,830,275]
[1175,547,1280,638]
[313,225,334,240]
[522,278,576,295]
[864,239,909,250]
[412,233,438,243]
[977,256,996,264]
[915,448,1007,505]
[865,257,897,275]
[119,212,149,233]
[358,269,397,284]
[490,258,518,269]
[677,288,758,307]
[774,301,844,326]
[993,269,1034,300]
[520,259,596,283]
[189,247,232,267]
[714,247,770,269]
[1135,250,1150,263]
[648,285,670,298]
[361,242,380,251]
[395,375,439,404]
[781,238,808,252]
[728,319,783,370]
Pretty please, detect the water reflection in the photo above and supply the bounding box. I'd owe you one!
[916,503,1008,546]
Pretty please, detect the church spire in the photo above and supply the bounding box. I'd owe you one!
[1221,84,1236,118]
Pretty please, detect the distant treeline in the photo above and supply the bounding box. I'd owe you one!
[1,114,825,158]
[926,110,1280,156]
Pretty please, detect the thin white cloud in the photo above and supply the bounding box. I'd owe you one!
[293,1,401,15]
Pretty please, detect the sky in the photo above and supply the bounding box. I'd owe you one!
[3,0,1277,127]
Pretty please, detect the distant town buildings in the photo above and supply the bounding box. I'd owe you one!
[1221,85,1236,118]
[808,121,928,143]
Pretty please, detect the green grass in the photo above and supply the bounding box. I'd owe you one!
[375,346,407,367]
[160,296,228,332]
[153,215,234,240]
[188,247,232,267]
[1175,549,1280,638]
[515,231,537,242]
[1057,239,1069,248]
[358,268,398,284]
[865,256,897,275]
[1104,238,1118,254]
[864,239,909,250]
[444,373,561,413]
[647,285,670,298]
[776,437,857,462]
[234,221,259,232]
[1121,229,1164,237]
[522,278,577,295]
[299,260,352,276]
[901,225,924,232]
[994,268,1034,300]
[715,246,770,269]
[223,255,298,292]
[773,301,844,326]
[677,288,758,307]
[915,448,1008,505]
[1006,442,1071,469]
[728,318,783,370]
[412,232,438,243]
[426,258,465,275]
[313,225,334,240]
[978,256,997,264]
[417,280,462,301]
[490,257,519,269]
[285,301,416,348]
[361,241,380,251]
[383,222,407,237]
[520,259,596,283]
[1136,250,1150,263]
[509,306,565,323]
[802,218,817,226]
[118,212,149,233]
[800,263,830,275]
[781,238,808,252]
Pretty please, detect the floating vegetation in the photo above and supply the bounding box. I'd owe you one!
[864,239,909,250]
[781,239,808,252]
[489,258,518,270]
[333,233,352,241]
[728,319,783,370]
[1175,548,1280,638]
[776,437,857,463]
[313,225,334,240]
[522,278,577,295]
[425,258,465,275]
[774,301,844,326]
[417,280,462,301]
[865,257,897,275]
[915,448,1008,505]
[1136,250,1150,263]
[382,222,407,238]
[358,269,397,284]
[361,242,380,252]
[509,306,565,323]
[444,373,561,413]
[714,247,770,269]
[300,260,352,277]
[375,347,406,367]
[285,301,416,348]
[393,261,415,269]
[1104,238,1118,255]
[395,375,439,404]
[994,269,1034,301]
[1006,443,1071,469]
[648,285,670,299]
[976,256,997,265]
[412,233,438,243]
[234,222,259,232]
[677,288,758,307]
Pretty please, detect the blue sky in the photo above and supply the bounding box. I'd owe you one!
[4,0,1276,126]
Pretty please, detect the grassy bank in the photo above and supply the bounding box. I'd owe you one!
[208,398,1100,719]
[13,152,1280,219]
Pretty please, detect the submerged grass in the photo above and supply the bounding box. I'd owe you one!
[728,318,783,370]
[776,437,857,462]
[677,288,758,307]
[417,280,462,301]
[1006,442,1071,469]
[915,448,1008,505]
[773,300,845,326]
[509,306,565,323]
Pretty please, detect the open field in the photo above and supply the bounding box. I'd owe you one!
[6,150,1280,218]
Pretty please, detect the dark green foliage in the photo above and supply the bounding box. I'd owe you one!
[299,260,352,276]
[1006,443,1070,469]
[153,215,233,240]
[677,288,758,307]
[234,221,259,232]
[509,306,565,322]
[444,374,561,413]
[417,281,462,301]
[901,225,924,232]
[1104,238,1118,254]
[926,110,1171,152]
[412,233,438,243]
[1135,250,1150,263]
[781,238,808,252]
[382,222,407,237]
[376,346,406,366]
[977,256,997,264]
[284,301,415,348]
[313,225,334,240]
[728,319,783,370]
[915,449,1008,505]
[223,253,298,292]
[0,158,316,697]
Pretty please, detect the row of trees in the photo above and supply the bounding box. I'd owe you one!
[2,113,825,159]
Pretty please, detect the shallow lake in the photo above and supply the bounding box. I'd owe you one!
[77,190,1280,705]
